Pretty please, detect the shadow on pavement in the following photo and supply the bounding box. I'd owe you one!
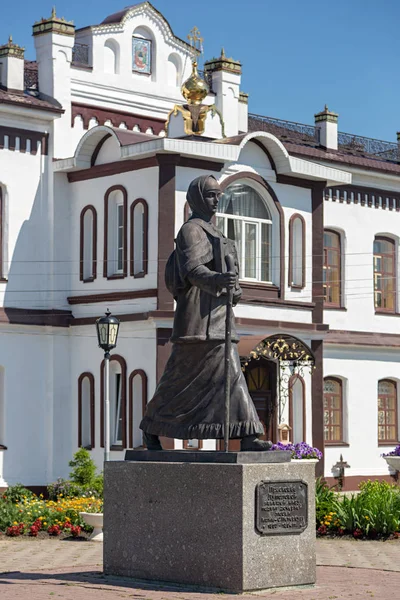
[0,570,234,594]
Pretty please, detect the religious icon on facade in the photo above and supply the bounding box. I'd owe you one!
[132,37,151,74]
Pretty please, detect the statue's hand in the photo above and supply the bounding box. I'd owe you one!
[216,271,237,289]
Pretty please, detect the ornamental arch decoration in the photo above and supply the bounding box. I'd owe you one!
[241,333,315,424]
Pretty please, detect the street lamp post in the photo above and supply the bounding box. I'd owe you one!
[96,310,120,463]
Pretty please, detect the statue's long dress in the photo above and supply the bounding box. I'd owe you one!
[140,219,264,440]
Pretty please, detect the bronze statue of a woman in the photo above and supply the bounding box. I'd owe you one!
[140,175,270,451]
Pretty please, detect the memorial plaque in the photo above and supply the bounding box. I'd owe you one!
[256,480,308,535]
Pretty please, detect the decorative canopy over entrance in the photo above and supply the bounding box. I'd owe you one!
[242,334,315,368]
[241,334,316,425]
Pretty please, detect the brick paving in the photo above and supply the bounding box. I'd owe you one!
[0,538,399,599]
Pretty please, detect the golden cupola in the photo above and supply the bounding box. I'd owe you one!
[181,59,209,106]
[165,26,225,139]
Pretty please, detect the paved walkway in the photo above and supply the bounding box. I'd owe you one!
[0,538,399,599]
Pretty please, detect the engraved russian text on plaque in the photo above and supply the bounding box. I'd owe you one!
[256,480,308,535]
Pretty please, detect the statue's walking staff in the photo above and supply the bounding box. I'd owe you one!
[223,254,236,452]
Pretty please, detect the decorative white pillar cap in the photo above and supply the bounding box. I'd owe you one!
[33,7,75,37]
[0,35,25,59]
[315,105,338,124]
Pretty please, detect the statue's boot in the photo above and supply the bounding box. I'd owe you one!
[143,432,163,451]
[240,435,272,451]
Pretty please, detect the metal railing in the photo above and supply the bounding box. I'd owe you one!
[72,43,90,66]
[24,64,38,92]
[249,113,400,161]
[249,113,317,140]
[337,131,398,159]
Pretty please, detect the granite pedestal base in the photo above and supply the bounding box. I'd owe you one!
[104,455,316,593]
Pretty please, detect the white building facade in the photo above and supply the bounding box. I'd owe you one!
[0,2,399,491]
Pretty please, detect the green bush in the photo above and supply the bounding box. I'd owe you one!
[47,479,86,501]
[315,477,337,527]
[47,449,103,500]
[68,448,97,486]
[2,484,35,504]
[0,501,21,530]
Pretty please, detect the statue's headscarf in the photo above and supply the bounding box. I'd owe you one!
[186,174,218,222]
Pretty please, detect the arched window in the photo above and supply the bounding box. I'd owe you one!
[167,53,181,87]
[217,183,272,282]
[323,230,341,307]
[378,379,398,443]
[100,355,127,449]
[289,214,305,288]
[80,206,97,282]
[104,39,120,74]
[323,377,343,443]
[104,186,127,279]
[0,366,5,449]
[78,373,95,449]
[130,199,148,277]
[374,237,396,313]
[129,369,148,448]
[289,375,306,443]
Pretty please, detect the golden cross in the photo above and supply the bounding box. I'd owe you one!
[187,26,203,55]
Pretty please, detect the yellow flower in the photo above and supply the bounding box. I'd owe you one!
[13,521,18,525]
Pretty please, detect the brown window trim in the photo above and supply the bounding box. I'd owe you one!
[288,374,306,442]
[374,236,396,314]
[288,214,306,289]
[130,198,149,278]
[378,379,398,443]
[323,229,342,308]
[80,205,97,283]
[324,306,347,312]
[219,171,285,299]
[100,354,127,449]
[324,376,344,443]
[128,369,148,448]
[378,441,400,447]
[103,185,128,279]
[324,442,350,447]
[78,372,95,450]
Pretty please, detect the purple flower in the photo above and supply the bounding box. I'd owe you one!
[382,444,400,457]
[270,441,322,460]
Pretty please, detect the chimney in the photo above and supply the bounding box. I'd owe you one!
[204,49,242,137]
[0,36,25,92]
[315,105,338,150]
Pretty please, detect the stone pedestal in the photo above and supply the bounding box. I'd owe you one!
[104,453,316,593]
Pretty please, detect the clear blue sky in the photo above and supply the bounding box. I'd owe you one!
[2,0,399,142]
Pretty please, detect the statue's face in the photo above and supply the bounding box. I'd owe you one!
[203,178,222,217]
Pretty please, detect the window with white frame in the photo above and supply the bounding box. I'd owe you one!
[289,376,305,443]
[78,373,94,449]
[110,363,123,446]
[289,214,305,288]
[129,370,147,448]
[80,206,97,282]
[105,186,127,278]
[130,199,148,277]
[216,183,272,282]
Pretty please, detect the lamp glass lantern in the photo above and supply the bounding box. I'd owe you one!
[96,310,120,352]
